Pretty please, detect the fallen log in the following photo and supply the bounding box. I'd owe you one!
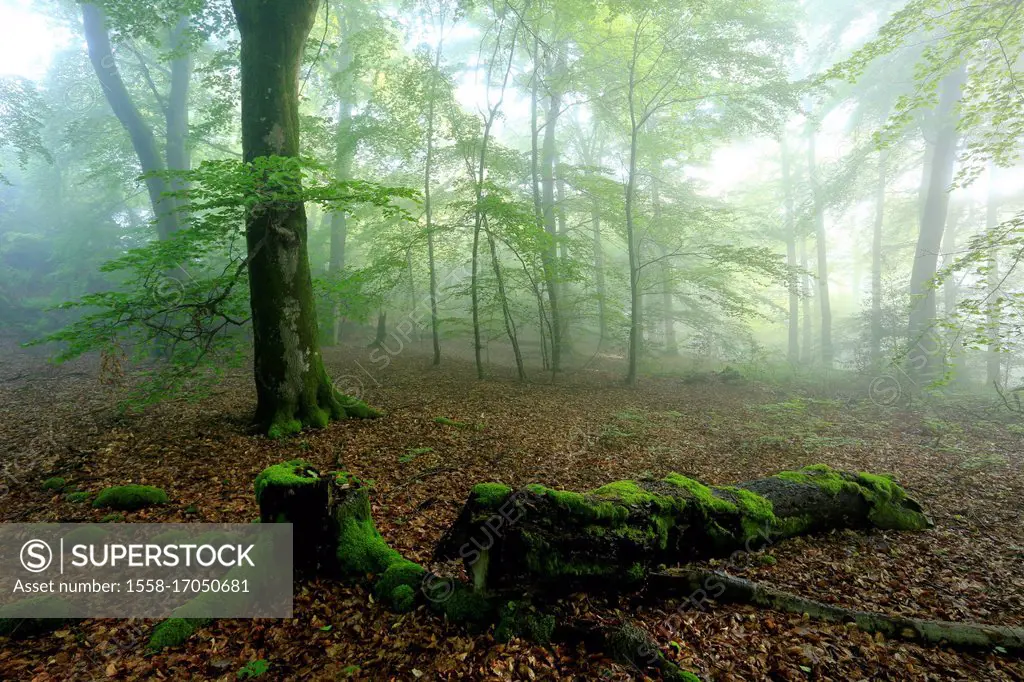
[651,568,1024,652]
[435,465,931,591]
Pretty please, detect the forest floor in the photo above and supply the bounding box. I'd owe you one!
[0,337,1022,681]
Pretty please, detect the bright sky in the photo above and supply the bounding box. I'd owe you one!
[0,0,73,80]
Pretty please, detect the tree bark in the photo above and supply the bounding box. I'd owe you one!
[806,119,832,368]
[325,11,356,346]
[437,466,930,592]
[800,235,813,364]
[653,568,1024,652]
[781,139,799,364]
[231,0,375,436]
[424,16,446,367]
[81,3,180,240]
[871,149,887,364]
[165,16,192,220]
[907,65,966,381]
[986,164,1001,386]
[540,48,566,375]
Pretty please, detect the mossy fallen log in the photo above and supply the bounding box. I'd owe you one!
[435,465,931,591]
[652,568,1024,652]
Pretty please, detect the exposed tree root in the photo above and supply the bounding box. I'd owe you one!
[651,567,1024,652]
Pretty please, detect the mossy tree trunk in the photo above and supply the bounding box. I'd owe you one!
[436,466,931,592]
[231,0,374,437]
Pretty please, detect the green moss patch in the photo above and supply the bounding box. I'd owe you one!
[471,483,512,509]
[148,617,211,650]
[495,601,556,644]
[42,477,67,491]
[92,485,168,511]
[65,491,92,504]
[253,459,315,504]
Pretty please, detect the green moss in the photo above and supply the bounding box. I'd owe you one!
[92,484,168,511]
[267,418,302,440]
[253,460,315,504]
[375,561,426,609]
[495,601,556,644]
[148,617,211,650]
[663,474,737,514]
[101,513,125,523]
[471,483,512,509]
[334,491,403,576]
[773,514,814,537]
[339,397,381,419]
[431,583,495,627]
[65,491,92,503]
[626,562,647,583]
[307,407,330,429]
[773,466,929,532]
[42,477,66,491]
[434,416,466,427]
[390,585,416,612]
[720,487,776,543]
[593,480,659,506]
[526,484,630,524]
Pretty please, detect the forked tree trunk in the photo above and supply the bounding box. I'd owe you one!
[232,0,375,437]
[81,3,181,241]
[437,466,930,592]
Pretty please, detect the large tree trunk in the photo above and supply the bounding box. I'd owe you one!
[232,0,375,437]
[81,3,180,240]
[907,65,966,381]
[436,466,930,592]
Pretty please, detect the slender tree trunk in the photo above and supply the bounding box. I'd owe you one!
[625,121,641,386]
[584,122,607,345]
[651,180,677,356]
[485,225,526,380]
[231,0,374,436]
[556,154,573,355]
[165,16,191,220]
[325,15,356,345]
[529,40,550,369]
[800,236,813,364]
[424,22,445,367]
[372,311,387,347]
[806,119,832,368]
[540,50,565,375]
[592,204,607,344]
[908,65,966,381]
[81,3,179,240]
[471,21,519,380]
[781,139,798,363]
[871,150,887,364]
[986,165,1001,386]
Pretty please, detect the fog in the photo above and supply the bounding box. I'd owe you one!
[1,0,1023,679]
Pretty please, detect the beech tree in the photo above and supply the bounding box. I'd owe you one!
[228,0,377,435]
